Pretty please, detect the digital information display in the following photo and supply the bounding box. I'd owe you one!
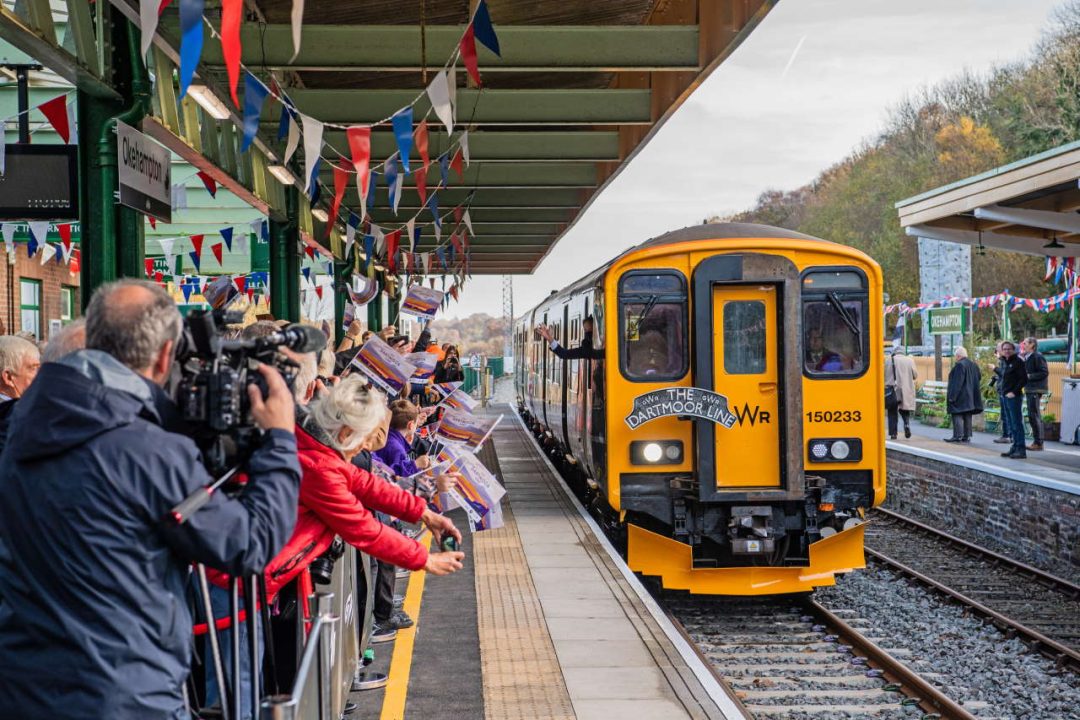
[0,145,78,220]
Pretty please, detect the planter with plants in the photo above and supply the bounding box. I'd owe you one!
[1042,413,1060,442]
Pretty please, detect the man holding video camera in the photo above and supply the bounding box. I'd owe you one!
[0,279,302,720]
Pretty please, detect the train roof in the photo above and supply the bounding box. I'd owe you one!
[516,223,835,323]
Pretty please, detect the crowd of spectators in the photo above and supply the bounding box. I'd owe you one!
[0,279,471,719]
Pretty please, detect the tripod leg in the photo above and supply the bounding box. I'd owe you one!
[230,577,242,720]
[196,565,231,720]
[259,575,280,695]
[246,575,261,718]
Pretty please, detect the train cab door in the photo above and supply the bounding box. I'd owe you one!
[712,284,782,489]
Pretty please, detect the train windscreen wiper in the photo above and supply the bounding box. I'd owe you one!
[827,291,861,338]
[629,294,660,337]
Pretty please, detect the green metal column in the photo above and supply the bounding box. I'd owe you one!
[367,285,382,331]
[333,258,350,346]
[269,187,301,322]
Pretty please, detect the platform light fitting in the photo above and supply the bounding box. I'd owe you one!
[187,85,231,121]
[311,207,329,222]
[268,165,296,185]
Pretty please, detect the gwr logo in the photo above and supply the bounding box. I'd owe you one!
[732,403,771,426]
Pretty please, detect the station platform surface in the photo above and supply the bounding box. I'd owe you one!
[886,421,1080,495]
[353,405,743,720]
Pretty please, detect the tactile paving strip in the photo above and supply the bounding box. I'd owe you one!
[473,438,576,720]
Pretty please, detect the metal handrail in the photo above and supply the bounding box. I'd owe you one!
[260,593,339,720]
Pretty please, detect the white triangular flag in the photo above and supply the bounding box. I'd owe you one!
[139,0,160,57]
[301,115,324,196]
[171,183,188,210]
[391,172,403,215]
[2,223,15,254]
[374,225,385,255]
[463,209,474,237]
[406,218,416,251]
[0,120,6,176]
[345,222,357,256]
[284,114,301,166]
[61,236,74,263]
[159,237,176,272]
[460,130,469,167]
[28,221,49,249]
[426,70,454,136]
[447,63,457,117]
[235,233,248,256]
[433,220,441,242]
[422,252,431,274]
[67,102,78,145]
[290,0,305,62]
[39,243,56,265]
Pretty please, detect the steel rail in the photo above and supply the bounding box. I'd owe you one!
[865,547,1080,674]
[805,598,979,720]
[661,609,755,720]
[872,508,1080,599]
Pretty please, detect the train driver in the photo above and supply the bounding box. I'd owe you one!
[537,316,605,361]
[805,327,849,373]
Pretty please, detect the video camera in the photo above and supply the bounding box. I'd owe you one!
[172,308,326,475]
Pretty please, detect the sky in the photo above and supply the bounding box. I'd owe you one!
[445,0,1065,321]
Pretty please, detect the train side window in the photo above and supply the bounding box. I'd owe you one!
[618,270,688,382]
[723,301,767,374]
[801,270,868,378]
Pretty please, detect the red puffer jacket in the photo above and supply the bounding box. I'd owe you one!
[210,426,429,600]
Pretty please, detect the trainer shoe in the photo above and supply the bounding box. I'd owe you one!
[388,610,414,630]
[370,623,397,644]
[993,436,1011,444]
[393,595,405,609]
[1027,443,1044,451]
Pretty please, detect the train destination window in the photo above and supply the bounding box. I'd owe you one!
[802,270,868,377]
[723,301,766,374]
[619,270,688,382]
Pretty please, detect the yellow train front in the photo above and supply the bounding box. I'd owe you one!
[515,223,885,595]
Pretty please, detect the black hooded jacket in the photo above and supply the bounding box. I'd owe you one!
[0,350,301,719]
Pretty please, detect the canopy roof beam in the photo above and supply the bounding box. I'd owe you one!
[323,131,620,162]
[973,204,1080,236]
[905,225,1078,257]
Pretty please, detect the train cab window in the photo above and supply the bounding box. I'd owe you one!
[619,271,688,382]
[723,301,767,374]
[802,270,868,378]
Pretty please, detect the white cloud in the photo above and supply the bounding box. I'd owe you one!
[445,0,1062,322]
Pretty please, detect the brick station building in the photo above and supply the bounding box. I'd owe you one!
[0,231,80,341]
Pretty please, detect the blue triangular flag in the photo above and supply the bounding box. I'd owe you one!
[413,224,422,247]
[308,157,322,201]
[220,227,234,252]
[364,234,374,268]
[367,172,377,210]
[324,261,333,276]
[472,0,501,56]
[385,156,399,204]
[241,74,269,153]
[428,193,440,224]
[302,267,311,282]
[182,283,194,303]
[436,246,447,270]
[179,0,206,98]
[391,107,413,173]
[260,220,269,241]
[439,154,449,186]
[277,104,292,141]
[27,237,37,258]
[189,250,201,272]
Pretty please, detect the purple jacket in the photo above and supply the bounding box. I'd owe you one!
[375,428,419,478]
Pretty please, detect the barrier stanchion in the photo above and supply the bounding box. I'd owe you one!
[247,575,262,719]
[196,565,232,720]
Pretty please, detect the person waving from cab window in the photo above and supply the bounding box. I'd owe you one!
[537,316,604,360]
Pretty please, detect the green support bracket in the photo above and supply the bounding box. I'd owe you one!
[269,187,301,322]
[333,258,350,346]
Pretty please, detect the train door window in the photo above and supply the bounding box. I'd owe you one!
[801,269,868,378]
[723,301,767,374]
[618,271,688,382]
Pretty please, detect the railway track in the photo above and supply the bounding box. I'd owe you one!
[666,594,978,719]
[865,508,1080,674]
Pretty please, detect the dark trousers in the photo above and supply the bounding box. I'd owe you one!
[1003,394,1026,456]
[1026,393,1044,444]
[950,412,972,440]
[886,405,910,436]
[997,391,1011,438]
[373,559,397,623]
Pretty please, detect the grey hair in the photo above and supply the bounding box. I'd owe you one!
[953,346,968,359]
[241,320,280,340]
[292,351,319,404]
[1024,336,1038,350]
[0,335,39,375]
[85,279,182,371]
[42,319,87,363]
[306,375,386,453]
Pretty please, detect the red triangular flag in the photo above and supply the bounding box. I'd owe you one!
[58,223,72,251]
[415,165,428,206]
[70,248,80,276]
[346,126,371,200]
[450,150,464,181]
[386,230,400,272]
[148,216,157,230]
[234,276,246,294]
[144,258,155,278]
[414,121,430,169]
[190,234,204,259]
[450,233,463,256]
[197,171,218,198]
[454,206,463,228]
[450,285,459,301]
[304,245,315,261]
[315,285,323,300]
[247,288,255,303]
[154,271,164,283]
[460,25,481,87]
[329,158,349,236]
[221,0,244,107]
[211,242,224,265]
[38,96,70,143]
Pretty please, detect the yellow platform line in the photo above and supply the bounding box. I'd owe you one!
[379,537,430,720]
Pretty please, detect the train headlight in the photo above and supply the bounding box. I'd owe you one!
[630,440,683,465]
[808,438,862,463]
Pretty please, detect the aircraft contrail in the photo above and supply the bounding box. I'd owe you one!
[781,35,807,78]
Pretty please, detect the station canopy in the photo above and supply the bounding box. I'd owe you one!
[897,140,1080,258]
[154,0,776,275]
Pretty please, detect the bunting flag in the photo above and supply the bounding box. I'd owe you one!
[2,223,15,255]
[190,234,204,262]
[364,233,374,268]
[463,209,474,237]
[181,283,194,303]
[450,233,463,257]
[304,245,316,261]
[413,221,422,249]
[211,242,224,265]
[436,246,447,271]
[460,130,470,167]
[460,24,481,87]
[220,0,244,107]
[385,155,403,214]
[301,266,311,282]
[171,183,188,210]
[290,0,304,62]
[66,101,77,145]
[27,221,49,257]
[241,73,269,152]
[197,171,217,198]
[346,126,372,206]
[148,216,157,230]
[439,153,450,186]
[145,258,155,278]
[391,107,414,173]
[179,0,205,97]
[406,218,416,252]
[422,252,431,274]
[39,96,70,143]
[415,165,428,206]
[386,230,401,272]
[330,157,349,232]
[472,0,501,56]
[301,115,324,196]
[283,112,301,166]
[139,0,166,57]
[367,171,377,212]
[345,214,359,257]
[39,243,56,265]
[415,120,430,169]
[450,149,464,181]
[427,71,454,135]
[235,231,247,257]
[159,236,176,271]
[59,223,72,256]
[189,250,201,272]
[315,285,323,300]
[219,227,234,251]
[428,193,440,229]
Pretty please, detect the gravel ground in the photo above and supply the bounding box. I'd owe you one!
[817,564,1080,720]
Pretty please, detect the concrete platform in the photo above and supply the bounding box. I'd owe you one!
[352,406,746,720]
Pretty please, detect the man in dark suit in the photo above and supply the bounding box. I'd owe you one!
[1020,337,1049,451]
